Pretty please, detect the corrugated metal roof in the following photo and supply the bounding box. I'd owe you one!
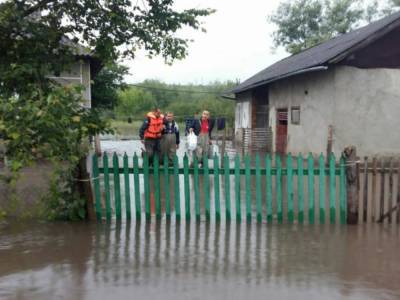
[228,11,400,95]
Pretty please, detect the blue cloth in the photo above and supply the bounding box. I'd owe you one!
[217,118,226,130]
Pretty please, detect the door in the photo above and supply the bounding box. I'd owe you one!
[276,108,288,154]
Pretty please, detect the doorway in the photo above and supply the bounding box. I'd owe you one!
[276,108,288,154]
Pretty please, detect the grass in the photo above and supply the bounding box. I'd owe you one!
[110,120,142,137]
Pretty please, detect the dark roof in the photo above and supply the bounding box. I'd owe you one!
[228,11,400,95]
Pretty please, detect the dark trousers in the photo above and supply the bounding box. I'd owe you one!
[144,138,161,165]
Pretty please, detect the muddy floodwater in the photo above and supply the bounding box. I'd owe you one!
[0,220,399,300]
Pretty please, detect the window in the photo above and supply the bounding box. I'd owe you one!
[291,106,300,125]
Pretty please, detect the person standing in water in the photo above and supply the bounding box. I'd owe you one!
[139,107,164,165]
[161,112,180,165]
[189,110,214,165]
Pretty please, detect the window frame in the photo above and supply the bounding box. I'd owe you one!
[291,106,300,125]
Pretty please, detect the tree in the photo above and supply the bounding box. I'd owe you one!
[0,0,213,219]
[116,87,156,118]
[0,0,213,161]
[92,62,129,109]
[269,0,399,54]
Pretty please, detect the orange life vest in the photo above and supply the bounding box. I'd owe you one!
[144,112,164,139]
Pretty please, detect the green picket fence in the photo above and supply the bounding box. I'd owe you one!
[92,152,347,224]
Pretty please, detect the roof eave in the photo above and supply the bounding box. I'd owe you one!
[229,65,329,96]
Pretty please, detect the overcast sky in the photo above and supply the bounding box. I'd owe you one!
[124,0,288,84]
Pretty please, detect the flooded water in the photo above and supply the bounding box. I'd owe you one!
[0,220,399,300]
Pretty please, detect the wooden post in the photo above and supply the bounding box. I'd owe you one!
[79,156,96,221]
[343,146,358,224]
[94,135,102,156]
[326,125,333,162]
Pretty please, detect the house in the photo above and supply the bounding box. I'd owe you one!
[47,38,102,108]
[228,11,400,157]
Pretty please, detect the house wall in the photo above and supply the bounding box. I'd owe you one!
[49,60,91,108]
[268,65,400,156]
[235,91,252,130]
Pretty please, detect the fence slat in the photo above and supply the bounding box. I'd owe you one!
[339,157,346,224]
[163,155,171,220]
[297,154,304,223]
[388,158,394,224]
[154,155,161,220]
[379,158,385,222]
[143,154,151,220]
[204,155,210,221]
[103,153,112,221]
[193,156,200,221]
[287,153,294,224]
[183,154,190,221]
[234,155,241,222]
[133,153,141,220]
[329,153,336,224]
[362,157,368,223]
[276,155,283,224]
[123,153,131,220]
[245,155,252,222]
[113,153,122,220]
[224,154,231,221]
[173,155,181,221]
[319,153,325,224]
[214,154,221,221]
[92,154,102,220]
[397,159,400,224]
[255,154,262,223]
[308,153,315,224]
[371,157,377,222]
[266,154,273,223]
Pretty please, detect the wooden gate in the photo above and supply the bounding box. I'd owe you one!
[91,152,346,224]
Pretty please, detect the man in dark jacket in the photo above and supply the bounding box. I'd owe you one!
[161,112,180,164]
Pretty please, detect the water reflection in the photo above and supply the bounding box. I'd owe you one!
[0,221,399,299]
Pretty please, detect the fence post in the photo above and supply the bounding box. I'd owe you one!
[92,154,102,221]
[297,154,304,223]
[255,153,262,223]
[103,152,112,221]
[213,154,221,221]
[343,146,358,224]
[266,154,273,223]
[234,154,241,222]
[133,153,141,220]
[193,156,200,221]
[113,153,122,220]
[123,153,131,220]
[224,154,231,222]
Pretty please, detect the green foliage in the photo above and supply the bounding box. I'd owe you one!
[269,0,399,54]
[0,85,111,169]
[116,87,156,118]
[0,0,213,220]
[114,80,236,122]
[42,167,87,221]
[92,62,129,109]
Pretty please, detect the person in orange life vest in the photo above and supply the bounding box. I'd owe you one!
[139,107,164,165]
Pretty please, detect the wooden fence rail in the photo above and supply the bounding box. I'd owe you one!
[92,152,347,224]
